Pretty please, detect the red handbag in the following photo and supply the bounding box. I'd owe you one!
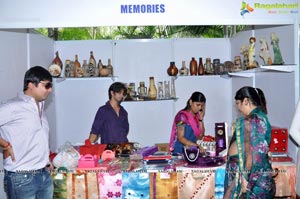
[79,139,107,159]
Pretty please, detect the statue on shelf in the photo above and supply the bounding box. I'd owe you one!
[270,32,284,65]
[240,44,249,70]
[248,36,257,69]
[259,37,272,65]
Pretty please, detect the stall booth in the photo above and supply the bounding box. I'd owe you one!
[0,0,299,198]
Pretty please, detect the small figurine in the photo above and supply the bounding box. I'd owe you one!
[248,36,257,69]
[240,44,249,70]
[270,32,284,65]
[259,37,272,65]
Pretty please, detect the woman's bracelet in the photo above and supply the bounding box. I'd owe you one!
[2,142,11,150]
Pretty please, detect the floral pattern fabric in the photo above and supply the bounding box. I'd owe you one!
[224,108,276,199]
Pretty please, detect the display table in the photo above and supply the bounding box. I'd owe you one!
[52,159,296,199]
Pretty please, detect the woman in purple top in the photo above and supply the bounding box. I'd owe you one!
[89,82,129,144]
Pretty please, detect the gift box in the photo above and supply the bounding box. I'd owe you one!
[270,127,288,153]
[77,154,99,168]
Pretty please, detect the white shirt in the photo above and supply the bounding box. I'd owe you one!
[0,92,50,171]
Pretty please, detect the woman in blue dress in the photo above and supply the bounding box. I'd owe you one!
[224,86,276,199]
[169,91,206,155]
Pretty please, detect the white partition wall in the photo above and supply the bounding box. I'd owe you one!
[114,39,173,83]
[0,30,28,101]
[0,0,299,198]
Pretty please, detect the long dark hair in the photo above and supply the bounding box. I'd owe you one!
[183,91,206,110]
[235,86,267,114]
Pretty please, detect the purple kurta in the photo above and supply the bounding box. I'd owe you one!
[91,101,129,144]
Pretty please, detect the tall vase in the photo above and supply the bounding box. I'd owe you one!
[107,58,114,77]
[52,51,63,70]
[170,77,176,98]
[74,54,83,77]
[189,57,198,76]
[198,57,205,75]
[88,51,96,76]
[148,76,157,100]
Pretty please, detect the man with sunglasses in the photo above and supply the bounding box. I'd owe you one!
[0,66,54,199]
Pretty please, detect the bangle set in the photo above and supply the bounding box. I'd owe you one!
[2,142,11,150]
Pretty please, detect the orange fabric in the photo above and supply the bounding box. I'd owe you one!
[150,172,178,199]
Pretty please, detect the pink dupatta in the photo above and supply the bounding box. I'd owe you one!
[169,110,203,152]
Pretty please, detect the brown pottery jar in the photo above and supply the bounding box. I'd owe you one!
[189,57,198,76]
[167,61,178,76]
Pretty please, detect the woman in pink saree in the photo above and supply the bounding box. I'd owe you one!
[169,91,206,155]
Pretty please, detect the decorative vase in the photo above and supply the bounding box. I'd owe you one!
[213,59,222,75]
[204,58,213,75]
[107,58,114,77]
[179,61,188,76]
[82,60,90,77]
[167,61,178,76]
[157,81,164,99]
[98,59,109,77]
[148,76,157,100]
[89,51,96,68]
[189,57,197,76]
[88,51,96,76]
[164,81,170,99]
[138,81,147,99]
[52,51,63,70]
[198,57,205,75]
[170,77,176,98]
[64,59,72,77]
[74,54,83,77]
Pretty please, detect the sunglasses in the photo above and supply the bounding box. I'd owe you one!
[39,81,53,89]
